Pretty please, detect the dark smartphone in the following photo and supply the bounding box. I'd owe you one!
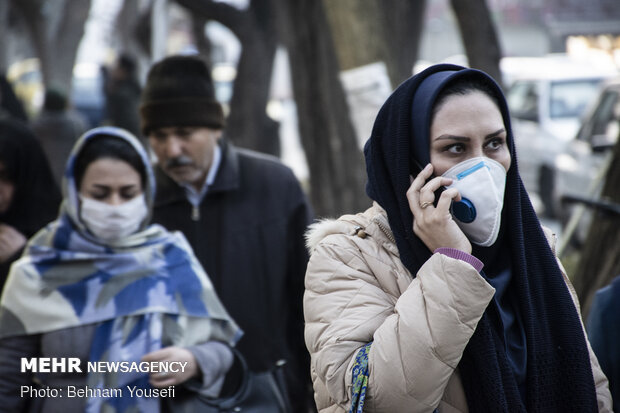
[410,159,446,206]
[410,160,474,222]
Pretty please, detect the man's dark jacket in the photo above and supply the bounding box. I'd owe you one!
[587,275,620,413]
[152,139,313,410]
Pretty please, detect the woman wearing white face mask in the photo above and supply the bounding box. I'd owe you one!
[303,65,612,412]
[0,127,242,413]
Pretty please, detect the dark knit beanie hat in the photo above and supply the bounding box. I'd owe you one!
[140,55,225,135]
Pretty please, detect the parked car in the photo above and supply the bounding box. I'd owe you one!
[6,58,44,117]
[553,78,620,245]
[502,54,617,217]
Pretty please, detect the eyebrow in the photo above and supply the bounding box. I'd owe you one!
[91,184,139,190]
[433,128,506,142]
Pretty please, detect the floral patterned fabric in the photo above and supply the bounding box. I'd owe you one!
[349,342,372,413]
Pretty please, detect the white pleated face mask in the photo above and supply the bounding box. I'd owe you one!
[441,157,507,247]
[79,195,148,242]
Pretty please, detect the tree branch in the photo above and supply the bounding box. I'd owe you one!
[174,0,246,38]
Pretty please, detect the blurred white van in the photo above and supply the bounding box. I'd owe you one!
[502,54,618,217]
[554,77,620,245]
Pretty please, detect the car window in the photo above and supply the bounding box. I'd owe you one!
[549,79,603,119]
[576,87,620,143]
[507,81,538,121]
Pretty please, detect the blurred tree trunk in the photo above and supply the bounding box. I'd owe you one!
[572,140,620,318]
[0,1,9,71]
[190,15,212,67]
[1,4,35,71]
[116,0,143,58]
[450,0,503,86]
[11,0,92,94]
[273,0,368,217]
[115,0,152,69]
[175,0,280,157]
[134,4,154,60]
[380,0,427,85]
[324,0,426,87]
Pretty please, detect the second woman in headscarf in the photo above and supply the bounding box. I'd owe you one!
[0,126,242,413]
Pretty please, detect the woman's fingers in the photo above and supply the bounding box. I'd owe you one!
[143,346,198,388]
[420,176,454,206]
[407,165,471,253]
[149,372,178,388]
[408,164,454,214]
[407,164,433,213]
[436,187,461,212]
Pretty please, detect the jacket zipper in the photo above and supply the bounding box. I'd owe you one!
[191,205,200,221]
[373,217,396,244]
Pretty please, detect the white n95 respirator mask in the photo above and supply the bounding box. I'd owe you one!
[80,195,148,242]
[441,157,506,247]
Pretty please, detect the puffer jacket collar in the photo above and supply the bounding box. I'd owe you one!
[305,202,399,255]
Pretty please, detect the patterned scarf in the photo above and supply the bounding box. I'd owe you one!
[0,127,242,412]
[363,65,598,412]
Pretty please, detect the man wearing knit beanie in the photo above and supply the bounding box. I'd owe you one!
[141,54,314,412]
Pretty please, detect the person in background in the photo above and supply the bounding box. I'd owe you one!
[0,117,60,292]
[587,275,620,413]
[0,73,28,123]
[303,64,612,412]
[140,54,314,412]
[103,53,142,140]
[32,87,89,186]
[0,126,241,412]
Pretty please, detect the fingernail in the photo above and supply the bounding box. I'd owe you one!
[425,163,432,170]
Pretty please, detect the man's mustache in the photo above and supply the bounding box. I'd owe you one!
[165,156,194,169]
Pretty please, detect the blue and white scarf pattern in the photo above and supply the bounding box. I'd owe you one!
[0,127,242,412]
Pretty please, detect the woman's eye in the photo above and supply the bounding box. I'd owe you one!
[486,138,505,150]
[445,143,465,154]
[121,191,139,200]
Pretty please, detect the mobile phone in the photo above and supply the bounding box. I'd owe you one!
[410,160,474,222]
[410,159,446,207]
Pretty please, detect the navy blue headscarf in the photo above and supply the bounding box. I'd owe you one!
[364,64,598,412]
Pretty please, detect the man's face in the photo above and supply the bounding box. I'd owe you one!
[148,126,222,190]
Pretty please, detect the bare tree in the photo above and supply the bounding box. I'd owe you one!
[273,0,368,217]
[190,14,212,66]
[572,139,620,318]
[11,0,92,93]
[324,0,427,87]
[175,0,280,156]
[1,4,36,71]
[380,0,427,85]
[176,0,369,216]
[115,0,152,63]
[450,0,503,85]
[134,3,155,61]
[0,1,10,71]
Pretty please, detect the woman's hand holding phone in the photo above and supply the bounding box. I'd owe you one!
[407,164,472,254]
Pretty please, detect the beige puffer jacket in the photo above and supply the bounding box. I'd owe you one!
[303,203,612,413]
